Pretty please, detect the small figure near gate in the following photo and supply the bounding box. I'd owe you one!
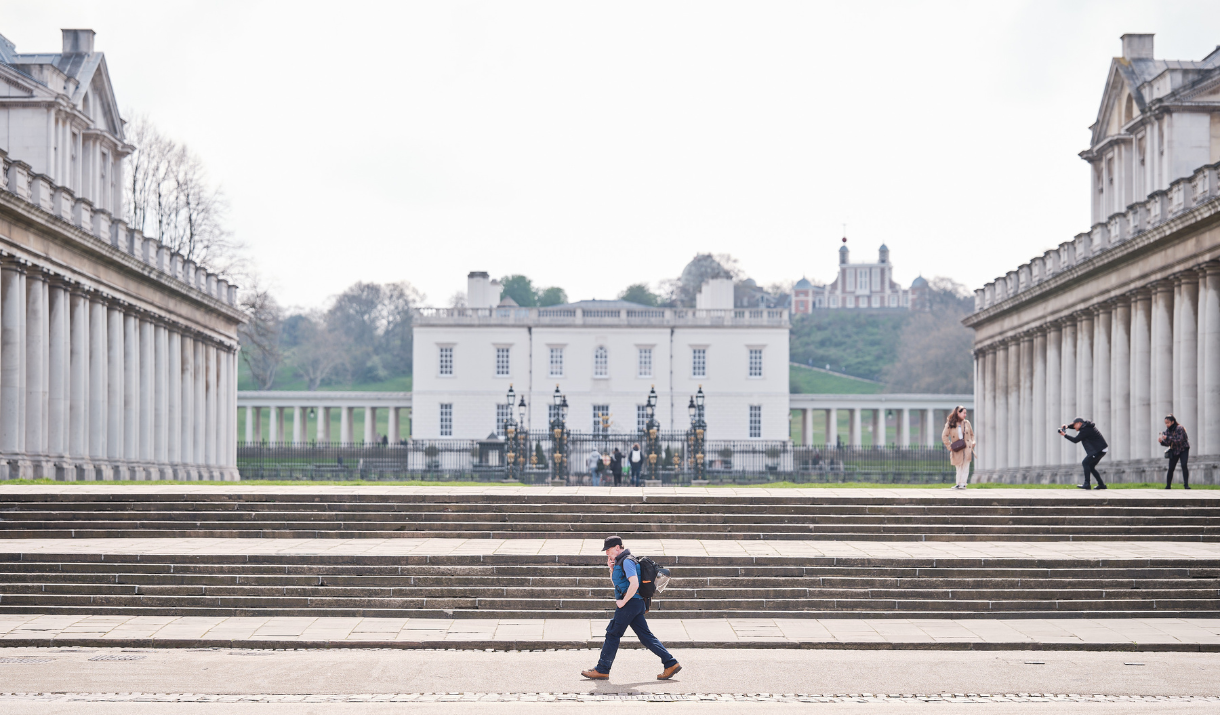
[941,406,975,490]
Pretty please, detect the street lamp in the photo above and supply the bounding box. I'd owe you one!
[549,385,569,483]
[504,384,526,481]
[643,385,661,483]
[688,385,707,482]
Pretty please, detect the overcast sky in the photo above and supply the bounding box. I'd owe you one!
[3,1,1220,309]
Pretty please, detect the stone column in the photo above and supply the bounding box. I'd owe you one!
[994,342,1008,469]
[869,408,880,446]
[69,287,90,469]
[923,407,935,448]
[1131,290,1152,460]
[1179,274,1199,438]
[1077,311,1094,425]
[180,335,194,470]
[293,405,304,444]
[1152,281,1174,451]
[88,298,107,475]
[1019,334,1033,468]
[826,407,837,446]
[1204,264,1220,455]
[48,278,69,461]
[193,340,205,467]
[25,268,48,472]
[205,344,217,469]
[1031,330,1046,466]
[1093,306,1111,443]
[317,406,329,443]
[982,348,996,470]
[341,406,354,443]
[1173,278,1183,416]
[269,405,281,443]
[1,258,27,467]
[899,407,910,447]
[1006,340,1020,468]
[122,312,138,466]
[140,318,154,466]
[107,303,125,477]
[1045,324,1062,465]
[1111,298,1132,462]
[849,408,861,447]
[167,330,181,466]
[388,407,400,445]
[154,324,169,470]
[1061,319,1077,464]
[1197,268,1209,454]
[245,405,255,442]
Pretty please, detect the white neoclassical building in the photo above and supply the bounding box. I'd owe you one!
[410,271,790,440]
[966,34,1220,484]
[0,29,244,480]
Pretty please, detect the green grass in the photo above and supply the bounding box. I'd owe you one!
[2,479,519,487]
[789,363,882,395]
[237,359,412,393]
[715,481,1218,489]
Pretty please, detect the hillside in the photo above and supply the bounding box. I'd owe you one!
[788,310,907,381]
[788,363,881,394]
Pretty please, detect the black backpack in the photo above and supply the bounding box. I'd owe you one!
[629,555,670,600]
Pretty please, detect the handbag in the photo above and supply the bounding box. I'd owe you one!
[949,424,967,453]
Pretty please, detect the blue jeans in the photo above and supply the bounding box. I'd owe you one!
[595,597,677,674]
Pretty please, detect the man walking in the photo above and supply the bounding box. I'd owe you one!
[1059,417,1108,490]
[581,536,681,681]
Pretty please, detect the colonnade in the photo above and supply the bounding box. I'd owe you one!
[237,392,413,445]
[0,255,239,480]
[975,264,1220,480]
[789,395,974,447]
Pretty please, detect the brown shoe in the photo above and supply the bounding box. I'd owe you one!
[581,669,609,680]
[657,664,682,680]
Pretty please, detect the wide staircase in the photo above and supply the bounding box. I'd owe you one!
[2,492,1220,541]
[0,552,1217,619]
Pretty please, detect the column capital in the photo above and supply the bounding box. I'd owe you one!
[0,254,29,272]
[1203,261,1220,276]
[1129,285,1153,301]
[1152,278,1175,295]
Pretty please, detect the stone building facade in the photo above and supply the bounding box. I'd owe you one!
[790,243,924,314]
[965,34,1220,484]
[0,29,244,480]
[412,272,790,440]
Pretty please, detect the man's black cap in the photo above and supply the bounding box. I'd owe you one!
[1072,417,1085,425]
[601,536,623,551]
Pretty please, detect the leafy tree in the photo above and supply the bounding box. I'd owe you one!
[618,283,659,306]
[290,311,347,390]
[499,275,537,307]
[537,286,568,306]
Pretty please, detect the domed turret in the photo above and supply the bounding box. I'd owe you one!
[839,244,849,265]
[878,244,890,264]
[794,276,813,289]
[910,275,928,288]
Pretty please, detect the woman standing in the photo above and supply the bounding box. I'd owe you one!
[940,406,975,490]
[1158,414,1190,489]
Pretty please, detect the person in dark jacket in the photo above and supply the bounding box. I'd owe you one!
[1158,414,1190,489]
[609,448,624,487]
[1059,417,1108,490]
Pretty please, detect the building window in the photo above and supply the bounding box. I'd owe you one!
[888,294,897,307]
[440,403,453,436]
[637,405,648,432]
[749,405,761,438]
[496,403,511,437]
[692,348,706,377]
[439,346,453,376]
[858,269,869,292]
[495,347,510,376]
[549,347,564,377]
[846,296,855,308]
[830,296,838,308]
[593,405,610,435]
[637,347,652,378]
[871,295,880,308]
[748,349,763,378]
[594,346,608,377]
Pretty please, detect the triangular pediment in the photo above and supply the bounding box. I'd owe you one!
[1090,60,1143,146]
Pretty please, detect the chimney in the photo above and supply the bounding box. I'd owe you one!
[1121,33,1154,60]
[61,29,95,54]
[467,271,492,309]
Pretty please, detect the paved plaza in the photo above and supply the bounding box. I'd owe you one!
[2,614,1220,650]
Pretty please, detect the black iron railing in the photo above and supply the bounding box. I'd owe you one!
[236,438,956,484]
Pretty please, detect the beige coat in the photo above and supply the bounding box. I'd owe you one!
[941,419,975,467]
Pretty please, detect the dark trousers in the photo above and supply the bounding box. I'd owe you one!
[594,597,677,674]
[613,471,621,486]
[630,462,642,486]
[1081,452,1106,488]
[1167,448,1190,488]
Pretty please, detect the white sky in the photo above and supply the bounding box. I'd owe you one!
[3,1,1220,309]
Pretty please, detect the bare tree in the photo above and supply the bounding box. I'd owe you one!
[236,278,283,390]
[883,278,975,393]
[124,114,242,276]
[291,311,348,390]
